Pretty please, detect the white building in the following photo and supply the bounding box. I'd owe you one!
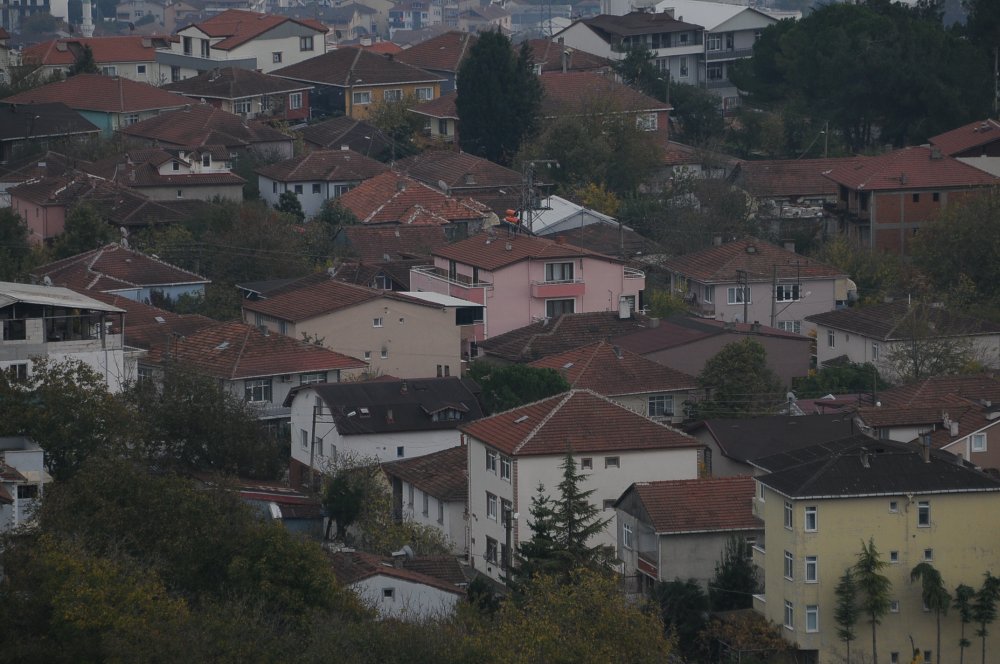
[0,437,51,532]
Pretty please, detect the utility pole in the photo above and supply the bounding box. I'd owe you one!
[308,403,318,491]
[521,159,558,233]
[503,505,513,583]
[736,269,749,324]
[770,264,777,328]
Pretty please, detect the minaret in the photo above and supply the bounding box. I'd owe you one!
[81,0,95,38]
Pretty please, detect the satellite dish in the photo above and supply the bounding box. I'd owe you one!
[42,276,53,286]
[437,179,449,194]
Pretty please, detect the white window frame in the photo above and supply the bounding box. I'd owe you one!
[648,394,674,418]
[972,433,987,452]
[778,320,802,334]
[727,285,751,305]
[636,112,657,132]
[486,492,497,521]
[805,555,818,583]
[890,550,899,563]
[383,88,403,102]
[545,298,575,318]
[827,329,835,348]
[707,33,722,51]
[244,378,272,403]
[234,99,252,114]
[804,506,817,532]
[500,455,511,481]
[707,62,724,81]
[775,283,800,302]
[783,501,792,529]
[352,91,372,105]
[784,601,794,630]
[806,605,819,632]
[299,372,326,385]
[486,449,498,473]
[872,342,880,361]
[299,35,314,51]
[289,92,303,110]
[101,65,118,76]
[918,501,930,527]
[704,285,714,304]
[544,262,574,283]
[623,522,633,549]
[415,86,433,100]
[784,551,794,580]
[373,317,384,328]
[581,457,593,470]
[889,600,900,613]
[136,64,146,75]
[889,500,899,513]
[605,456,620,468]
[272,52,283,63]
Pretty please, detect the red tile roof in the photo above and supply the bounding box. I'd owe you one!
[857,401,971,429]
[395,150,521,190]
[82,290,216,350]
[539,71,671,116]
[381,445,467,502]
[613,315,807,355]
[23,36,168,66]
[2,74,187,113]
[524,38,610,73]
[664,237,844,283]
[34,243,209,291]
[120,103,290,149]
[394,30,476,73]
[255,148,387,183]
[147,320,366,379]
[481,311,651,362]
[328,550,466,594]
[875,375,1000,409]
[338,171,491,225]
[361,41,403,55]
[625,476,760,534]
[296,115,394,154]
[805,301,1000,341]
[529,341,697,396]
[460,389,700,456]
[184,9,326,51]
[340,225,449,263]
[822,145,997,191]
[162,66,312,100]
[272,47,443,86]
[433,231,613,271]
[407,89,457,120]
[738,157,864,198]
[929,119,1000,157]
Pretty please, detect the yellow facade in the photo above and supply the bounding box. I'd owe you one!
[346,82,442,120]
[754,483,1000,664]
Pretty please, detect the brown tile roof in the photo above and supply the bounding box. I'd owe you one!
[875,375,1000,409]
[395,30,476,73]
[33,243,209,292]
[272,47,444,87]
[548,223,665,259]
[339,225,449,262]
[661,140,740,169]
[524,38,611,73]
[338,171,491,225]
[381,444,467,502]
[433,231,612,271]
[184,9,326,51]
[296,116,394,155]
[613,316,807,355]
[332,259,422,290]
[146,320,366,379]
[822,145,997,191]
[460,389,700,456]
[23,35,168,66]
[2,74,187,113]
[481,311,651,362]
[82,290,216,350]
[255,148,387,183]
[395,151,521,191]
[529,340,697,396]
[539,71,671,116]
[0,150,83,184]
[84,154,246,188]
[919,405,1000,450]
[857,401,971,429]
[120,103,290,149]
[805,301,1000,341]
[328,550,466,594]
[929,119,1000,157]
[664,237,844,283]
[408,90,457,120]
[162,66,312,100]
[624,476,760,534]
[738,157,864,199]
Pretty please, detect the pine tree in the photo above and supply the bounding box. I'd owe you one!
[512,484,559,585]
[709,534,759,611]
[834,568,859,663]
[552,452,614,579]
[854,538,891,664]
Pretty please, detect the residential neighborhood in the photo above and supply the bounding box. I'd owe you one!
[1,0,999,661]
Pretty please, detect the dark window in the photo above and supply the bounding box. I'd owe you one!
[912,193,920,203]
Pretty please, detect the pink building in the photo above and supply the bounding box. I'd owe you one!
[409,231,645,354]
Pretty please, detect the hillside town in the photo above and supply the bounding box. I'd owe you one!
[0,0,998,661]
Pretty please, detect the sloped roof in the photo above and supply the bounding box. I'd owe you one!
[296,115,394,155]
[381,445,467,502]
[524,38,610,73]
[0,150,84,184]
[339,224,449,262]
[395,151,521,191]
[2,74,187,113]
[622,476,760,534]
[929,119,1000,157]
[664,237,844,283]
[121,103,290,148]
[162,66,312,100]
[145,320,366,379]
[338,171,491,225]
[407,90,457,120]
[612,315,807,356]
[805,301,1000,341]
[822,146,996,191]
[0,281,125,312]
[433,231,611,271]
[738,157,864,199]
[548,223,665,259]
[82,290,215,350]
[529,340,697,396]
[23,35,167,66]
[272,47,443,86]
[329,550,466,594]
[755,436,1000,499]
[918,403,1000,450]
[0,102,99,142]
[287,377,484,434]
[460,389,700,456]
[255,149,387,183]
[876,375,1000,409]
[481,310,650,362]
[690,413,858,464]
[652,0,776,31]
[182,9,326,51]
[33,243,209,292]
[394,30,477,73]
[581,12,703,38]
[332,259,422,290]
[857,400,971,429]
[539,71,671,116]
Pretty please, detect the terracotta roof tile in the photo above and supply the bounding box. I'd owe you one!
[460,389,700,456]
[822,145,997,191]
[539,71,671,116]
[2,74,187,113]
[121,103,290,149]
[394,30,476,73]
[626,476,760,534]
[340,225,449,262]
[433,231,612,271]
[529,340,697,395]
[548,223,665,259]
[875,375,1000,409]
[329,550,466,594]
[23,35,168,66]
[805,301,1000,341]
[408,90,457,119]
[184,9,326,51]
[162,66,312,99]
[296,115,394,155]
[613,316,806,356]
[34,243,209,292]
[738,157,865,198]
[382,445,467,502]
[338,171,491,225]
[524,38,610,73]
[395,151,521,190]
[82,290,215,349]
[664,237,844,283]
[481,311,650,362]
[272,47,443,86]
[255,148,387,183]
[929,119,1000,157]
[857,401,972,429]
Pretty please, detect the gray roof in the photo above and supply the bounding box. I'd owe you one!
[0,102,100,142]
[0,281,125,312]
[691,414,858,464]
[806,301,1000,341]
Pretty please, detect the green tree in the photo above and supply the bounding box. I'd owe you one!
[854,538,892,664]
[466,362,569,414]
[275,190,305,222]
[456,31,541,165]
[614,44,665,99]
[812,235,913,305]
[834,568,860,663]
[69,44,99,75]
[955,583,977,664]
[911,562,951,664]
[321,454,385,541]
[793,362,885,399]
[512,484,560,584]
[696,338,784,418]
[972,572,1000,664]
[709,534,760,611]
[53,204,116,259]
[0,208,34,281]
[882,303,980,384]
[669,82,725,146]
[653,578,710,661]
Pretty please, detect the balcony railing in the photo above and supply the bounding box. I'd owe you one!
[624,267,645,280]
[706,47,754,61]
[411,265,491,288]
[531,279,585,298]
[706,78,735,89]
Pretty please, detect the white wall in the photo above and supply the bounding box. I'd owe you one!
[398,478,466,554]
[352,574,462,620]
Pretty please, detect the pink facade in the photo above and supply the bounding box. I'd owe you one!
[12,195,66,244]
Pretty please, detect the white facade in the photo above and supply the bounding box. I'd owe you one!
[396,477,466,554]
[258,176,355,219]
[0,437,50,532]
[351,574,462,620]
[531,195,620,236]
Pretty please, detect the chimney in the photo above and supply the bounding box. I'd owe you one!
[921,433,931,463]
[950,420,959,437]
[648,316,660,328]
[930,147,942,160]
[712,234,722,246]
[561,48,569,73]
[56,41,68,51]
[612,345,623,359]
[341,144,350,151]
[554,235,565,244]
[396,179,406,192]
[400,380,408,394]
[783,240,795,253]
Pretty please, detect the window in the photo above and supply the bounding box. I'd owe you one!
[202,153,211,168]
[487,449,498,473]
[636,112,657,131]
[272,52,283,63]
[707,33,722,50]
[438,500,444,524]
[312,183,321,194]
[176,189,183,198]
[439,119,449,135]
[806,605,819,632]
[183,36,192,55]
[383,88,403,102]
[294,184,303,195]
[485,536,498,564]
[500,455,511,481]
[17,484,38,500]
[500,543,509,569]
[778,320,802,334]
[912,193,920,203]
[784,551,794,580]
[4,363,28,382]
[373,317,384,328]
[889,600,900,613]
[605,456,620,468]
[707,63,723,80]
[924,548,933,561]
[872,342,880,361]
[101,65,118,76]
[581,457,593,470]
[486,492,497,520]
[299,35,314,51]
[758,482,765,501]
[918,501,930,527]
[544,262,574,282]
[679,56,689,77]
[272,181,278,193]
[972,433,987,452]
[380,349,388,359]
[289,92,303,110]
[889,500,899,513]
[171,66,181,82]
[784,501,793,529]
[123,113,140,126]
[827,329,836,348]
[933,192,940,202]
[363,351,371,361]
[890,550,899,563]
[623,522,633,549]
[545,299,575,318]
[804,506,817,532]
[408,484,414,507]
[244,378,272,402]
[603,499,615,510]
[422,492,429,516]
[300,372,326,385]
[805,555,818,582]
[924,651,932,663]
[415,87,433,100]
[784,601,794,630]
[352,91,372,105]
[136,64,146,75]
[775,283,801,302]
[200,39,210,58]
[648,394,674,418]
[704,285,714,303]
[382,587,395,599]
[501,499,512,525]
[727,286,751,305]
[891,653,900,664]
[397,446,404,458]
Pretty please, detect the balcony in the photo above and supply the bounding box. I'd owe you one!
[624,267,645,280]
[531,279,585,298]
[707,78,736,90]
[411,265,491,290]
[706,47,754,61]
